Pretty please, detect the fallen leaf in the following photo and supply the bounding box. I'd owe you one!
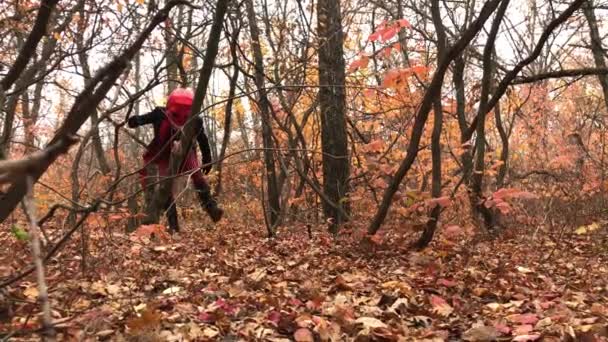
[514,324,533,335]
[294,328,314,342]
[512,334,541,342]
[355,317,387,329]
[23,286,38,299]
[162,286,182,295]
[462,325,499,341]
[430,295,453,316]
[516,266,533,274]
[508,313,539,325]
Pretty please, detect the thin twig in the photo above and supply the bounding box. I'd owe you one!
[21,176,55,341]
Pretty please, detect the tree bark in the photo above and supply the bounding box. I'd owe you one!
[317,0,350,233]
[245,0,281,231]
[216,25,240,196]
[415,0,446,249]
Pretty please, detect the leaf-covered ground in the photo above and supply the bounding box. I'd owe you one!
[1,210,608,341]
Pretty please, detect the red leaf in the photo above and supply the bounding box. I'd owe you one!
[369,31,381,42]
[267,311,281,325]
[380,27,397,41]
[430,295,453,316]
[289,298,303,307]
[397,19,412,28]
[198,312,215,323]
[493,321,511,334]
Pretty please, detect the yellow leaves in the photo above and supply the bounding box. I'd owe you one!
[136,0,144,4]
[575,222,600,235]
[23,285,39,300]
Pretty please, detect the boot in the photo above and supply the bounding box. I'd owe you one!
[165,197,180,233]
[197,190,224,223]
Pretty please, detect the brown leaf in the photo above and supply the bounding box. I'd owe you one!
[462,325,500,341]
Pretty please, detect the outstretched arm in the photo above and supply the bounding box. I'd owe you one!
[195,118,213,174]
[127,107,165,128]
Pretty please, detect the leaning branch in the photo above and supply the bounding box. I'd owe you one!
[0,136,78,184]
[512,67,608,84]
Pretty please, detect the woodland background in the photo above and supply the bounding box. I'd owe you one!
[1,0,608,340]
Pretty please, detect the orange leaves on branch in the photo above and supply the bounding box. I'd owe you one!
[381,66,429,89]
[348,55,370,73]
[364,139,384,153]
[484,188,537,214]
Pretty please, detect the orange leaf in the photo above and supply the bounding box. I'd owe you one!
[380,27,397,42]
[410,65,428,77]
[348,56,369,72]
[366,139,384,153]
[369,31,381,42]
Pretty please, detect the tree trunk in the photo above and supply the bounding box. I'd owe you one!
[76,6,111,175]
[415,0,446,249]
[317,0,350,233]
[215,25,240,196]
[245,0,281,232]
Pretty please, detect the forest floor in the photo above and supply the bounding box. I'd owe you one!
[1,210,608,341]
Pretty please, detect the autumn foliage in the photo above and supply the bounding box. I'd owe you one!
[1,0,608,340]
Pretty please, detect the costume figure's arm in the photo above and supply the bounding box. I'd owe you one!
[195,118,213,174]
[127,107,165,128]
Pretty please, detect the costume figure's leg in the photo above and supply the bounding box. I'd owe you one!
[183,152,223,222]
[158,158,180,232]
